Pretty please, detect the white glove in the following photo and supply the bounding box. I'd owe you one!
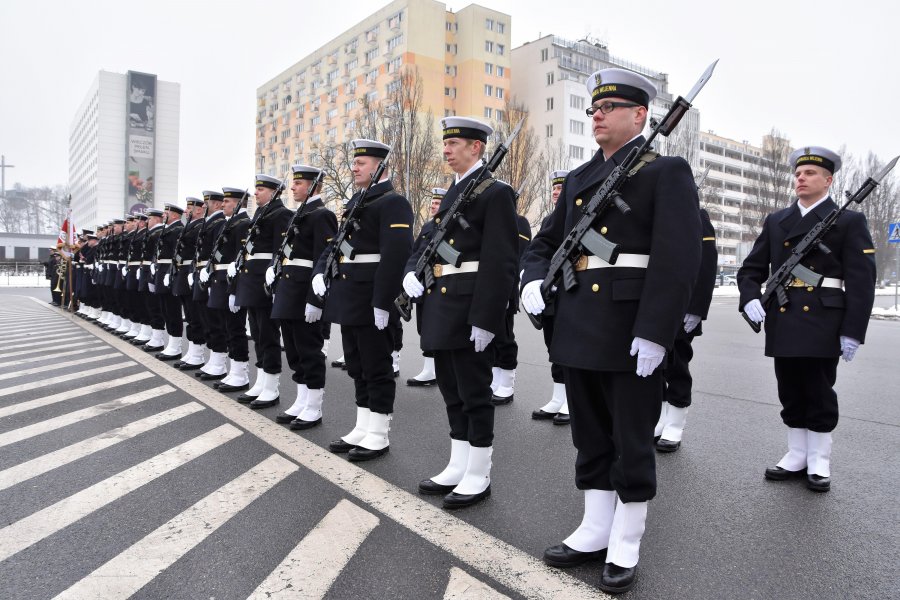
[683,314,702,334]
[374,307,389,330]
[470,326,495,352]
[743,298,766,324]
[163,273,170,287]
[187,272,195,288]
[312,273,327,297]
[199,268,210,283]
[403,271,424,298]
[521,279,545,315]
[226,262,237,279]
[121,266,127,277]
[305,303,323,323]
[840,336,860,362]
[265,267,276,286]
[97,264,104,273]
[148,282,156,293]
[630,337,666,377]
[229,294,239,313]
[150,263,156,276]
[136,268,141,280]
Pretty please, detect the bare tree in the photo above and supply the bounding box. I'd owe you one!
[530,138,570,225]
[853,152,899,282]
[0,184,68,234]
[744,128,794,237]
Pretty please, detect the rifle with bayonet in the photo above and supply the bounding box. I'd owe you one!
[741,155,898,333]
[527,60,719,330]
[394,120,524,321]
[229,176,289,285]
[265,172,324,296]
[172,209,196,272]
[200,189,248,291]
[317,153,391,301]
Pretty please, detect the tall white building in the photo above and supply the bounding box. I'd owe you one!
[511,35,699,171]
[69,70,180,229]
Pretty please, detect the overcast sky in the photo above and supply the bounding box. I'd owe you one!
[1,0,897,202]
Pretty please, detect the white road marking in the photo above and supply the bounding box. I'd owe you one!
[0,334,84,351]
[54,453,297,600]
[0,352,120,382]
[249,499,380,599]
[0,423,243,562]
[2,325,80,338]
[0,384,174,448]
[0,345,106,369]
[0,371,154,419]
[0,361,138,398]
[444,567,512,600]
[0,402,205,492]
[0,340,101,360]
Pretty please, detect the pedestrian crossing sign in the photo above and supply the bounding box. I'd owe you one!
[890,223,900,243]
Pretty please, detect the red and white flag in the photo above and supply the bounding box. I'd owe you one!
[57,209,76,246]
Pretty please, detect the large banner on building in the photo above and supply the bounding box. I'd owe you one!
[125,70,156,214]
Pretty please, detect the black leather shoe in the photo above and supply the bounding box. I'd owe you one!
[249,397,279,409]
[807,474,831,492]
[553,413,571,425]
[443,485,490,509]
[142,344,164,352]
[216,382,249,393]
[599,563,636,594]
[331,359,346,369]
[290,417,322,430]
[418,479,456,495]
[543,543,606,568]
[393,369,400,378]
[198,372,227,381]
[178,362,202,371]
[275,412,297,424]
[655,438,680,452]
[348,446,389,462]
[130,338,147,345]
[764,466,807,481]
[156,352,180,361]
[328,439,356,453]
[490,394,513,406]
[407,377,437,387]
[531,409,557,420]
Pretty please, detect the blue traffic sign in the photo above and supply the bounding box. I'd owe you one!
[890,223,900,243]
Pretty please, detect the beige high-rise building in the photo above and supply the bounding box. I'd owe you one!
[255,0,511,197]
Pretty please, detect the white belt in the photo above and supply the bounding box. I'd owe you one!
[576,253,649,271]
[822,277,844,289]
[127,261,142,266]
[196,260,209,267]
[341,253,381,264]
[156,259,172,264]
[214,264,230,271]
[84,264,94,270]
[434,261,479,277]
[249,252,273,260]
[117,261,124,265]
[283,258,314,268]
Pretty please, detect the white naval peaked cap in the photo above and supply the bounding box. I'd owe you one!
[441,116,493,142]
[291,164,322,180]
[789,146,842,174]
[585,67,657,107]
[350,139,390,158]
[550,170,570,185]
[254,174,283,190]
[432,188,447,198]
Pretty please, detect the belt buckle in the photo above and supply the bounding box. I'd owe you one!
[789,277,805,287]
[433,263,443,278]
[574,255,588,272]
[339,255,345,263]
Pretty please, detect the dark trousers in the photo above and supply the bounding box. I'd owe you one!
[493,310,518,370]
[251,306,282,374]
[124,289,138,321]
[145,291,165,329]
[564,367,662,502]
[392,319,403,352]
[282,318,326,388]
[223,307,249,362]
[341,324,395,414]
[774,357,839,432]
[249,310,262,368]
[181,296,204,344]
[159,293,184,336]
[415,306,433,358]
[434,346,495,447]
[663,335,695,408]
[199,304,227,353]
[541,313,564,384]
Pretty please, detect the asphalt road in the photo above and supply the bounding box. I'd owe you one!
[1,287,897,599]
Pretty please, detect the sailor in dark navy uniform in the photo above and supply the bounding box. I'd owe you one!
[117,214,141,338]
[154,203,186,360]
[312,139,414,462]
[206,188,252,392]
[521,69,701,593]
[531,170,571,425]
[271,165,338,429]
[193,191,228,380]
[234,174,294,408]
[654,206,717,452]
[140,208,167,351]
[738,146,876,493]
[404,117,519,509]
[172,198,207,370]
[406,188,445,387]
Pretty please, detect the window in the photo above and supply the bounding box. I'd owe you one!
[547,72,554,85]
[365,47,378,64]
[387,34,403,51]
[497,65,505,77]
[485,18,494,30]
[570,95,585,110]
[497,22,505,34]
[344,99,355,113]
[347,79,357,95]
[295,123,305,133]
[485,63,493,75]
[445,65,457,75]
[541,48,549,62]
[485,41,494,53]
[496,87,504,99]
[446,43,457,54]
[366,69,378,83]
[327,127,337,139]
[569,119,584,135]
[569,145,584,160]
[484,107,493,119]
[446,21,453,31]
[484,84,493,96]
[546,97,554,110]
[497,44,505,55]
[347,119,357,131]
[327,108,337,120]
[366,90,378,103]
[387,79,401,94]
[388,56,402,73]
[346,58,358,72]
[327,69,339,83]
[546,124,553,137]
[495,109,503,122]
[311,116,320,127]
[388,12,402,29]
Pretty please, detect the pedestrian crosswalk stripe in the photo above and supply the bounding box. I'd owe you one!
[54,453,297,600]
[0,423,243,563]
[0,351,121,382]
[0,344,106,369]
[0,371,154,419]
[0,361,138,398]
[1,334,84,351]
[0,402,205,492]
[444,567,511,599]
[0,384,175,449]
[248,499,380,600]
[3,325,81,339]
[0,340,101,360]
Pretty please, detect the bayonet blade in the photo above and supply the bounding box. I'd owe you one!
[685,59,719,104]
[695,164,711,190]
[504,119,525,147]
[873,155,899,183]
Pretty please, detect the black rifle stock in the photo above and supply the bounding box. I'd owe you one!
[527,60,719,330]
[199,189,249,291]
[741,155,898,333]
[265,172,324,296]
[229,178,288,285]
[172,210,196,272]
[394,119,524,321]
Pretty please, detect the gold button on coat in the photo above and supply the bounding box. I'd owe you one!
[600,226,608,234]
[807,286,813,292]
[784,241,790,247]
[803,305,809,312]
[779,307,786,313]
[441,287,447,294]
[591,283,599,292]
[575,198,583,206]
